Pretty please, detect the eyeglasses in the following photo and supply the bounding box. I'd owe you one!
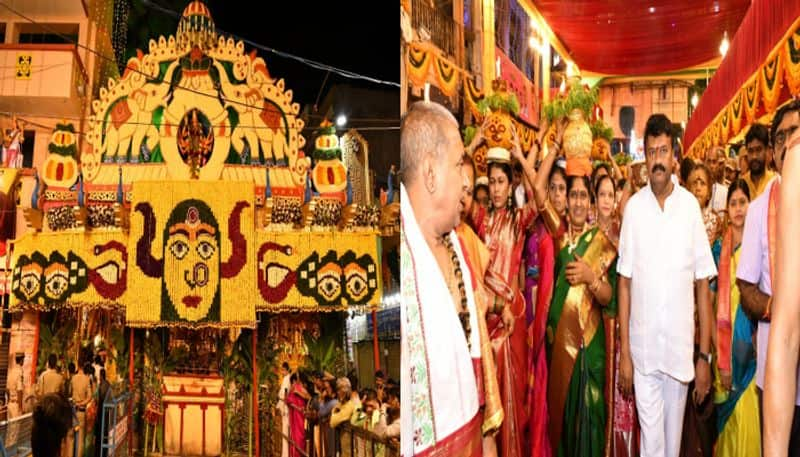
[774,125,800,149]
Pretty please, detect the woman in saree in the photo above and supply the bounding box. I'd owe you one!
[713,179,760,456]
[456,154,505,457]
[680,162,721,457]
[687,163,723,244]
[466,125,539,457]
[287,373,311,457]
[533,143,618,457]
[594,174,640,457]
[524,153,563,457]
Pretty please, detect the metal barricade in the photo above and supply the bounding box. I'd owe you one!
[0,412,32,457]
[99,389,131,457]
[338,423,398,457]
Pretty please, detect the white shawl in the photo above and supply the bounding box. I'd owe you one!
[400,184,480,456]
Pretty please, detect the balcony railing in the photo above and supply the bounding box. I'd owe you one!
[0,43,89,118]
[411,0,462,58]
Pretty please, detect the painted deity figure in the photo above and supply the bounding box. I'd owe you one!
[177,110,214,178]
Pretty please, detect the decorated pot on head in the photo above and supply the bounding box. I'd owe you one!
[481,79,515,150]
[591,137,611,162]
[563,108,593,177]
[483,112,514,150]
[472,145,489,178]
[486,146,511,165]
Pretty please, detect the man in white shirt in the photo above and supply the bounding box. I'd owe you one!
[707,147,728,213]
[617,114,717,457]
[7,353,24,415]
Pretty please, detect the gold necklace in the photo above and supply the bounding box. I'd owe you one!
[567,221,586,254]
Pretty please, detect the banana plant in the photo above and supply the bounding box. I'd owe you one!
[306,312,346,376]
[36,314,77,374]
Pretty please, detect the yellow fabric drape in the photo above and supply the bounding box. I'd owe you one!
[715,381,761,456]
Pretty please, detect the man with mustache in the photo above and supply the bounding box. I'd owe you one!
[617,114,717,457]
[742,123,776,198]
[738,100,800,455]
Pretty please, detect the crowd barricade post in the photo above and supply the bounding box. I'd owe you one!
[99,387,132,457]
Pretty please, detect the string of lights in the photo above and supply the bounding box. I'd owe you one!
[140,0,400,88]
[0,2,394,117]
[0,111,399,135]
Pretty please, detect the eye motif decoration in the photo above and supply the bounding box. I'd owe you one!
[296,250,379,306]
[12,251,89,305]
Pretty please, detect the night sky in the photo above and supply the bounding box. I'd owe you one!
[125,0,400,181]
[126,0,399,111]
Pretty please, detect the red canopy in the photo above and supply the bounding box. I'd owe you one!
[534,0,750,75]
[684,0,800,150]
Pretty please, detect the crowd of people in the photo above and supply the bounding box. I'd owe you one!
[15,352,111,457]
[400,98,800,457]
[275,363,400,457]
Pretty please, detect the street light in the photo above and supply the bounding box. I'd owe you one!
[336,114,347,127]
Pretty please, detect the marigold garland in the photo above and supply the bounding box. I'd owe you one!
[720,106,731,144]
[687,17,800,153]
[743,76,760,125]
[784,27,800,95]
[10,231,128,311]
[761,50,784,114]
[408,42,432,88]
[730,91,744,134]
[255,230,382,312]
[11,181,383,320]
[126,181,256,329]
[464,75,484,118]
[434,57,459,97]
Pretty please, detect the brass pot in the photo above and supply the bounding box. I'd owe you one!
[482,110,514,150]
[563,109,592,160]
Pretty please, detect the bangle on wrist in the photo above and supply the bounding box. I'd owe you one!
[589,275,602,293]
[763,296,772,320]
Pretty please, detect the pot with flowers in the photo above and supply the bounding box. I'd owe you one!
[463,79,522,177]
[542,76,599,176]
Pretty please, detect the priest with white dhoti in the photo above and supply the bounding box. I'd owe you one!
[400,101,502,457]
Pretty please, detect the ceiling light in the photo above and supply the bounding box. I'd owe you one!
[719,31,729,57]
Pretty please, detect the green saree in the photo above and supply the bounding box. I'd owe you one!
[546,226,618,457]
